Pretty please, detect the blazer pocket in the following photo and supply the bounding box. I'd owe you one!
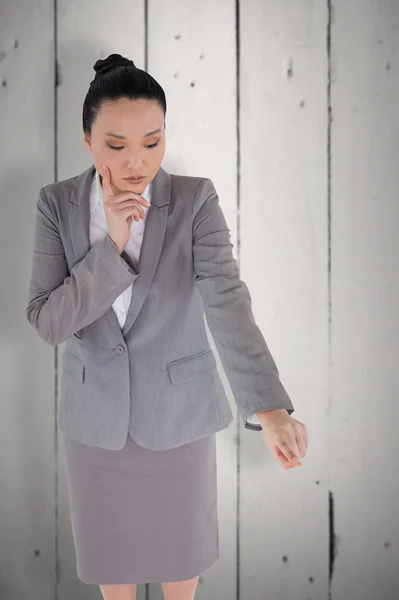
[72,332,84,345]
[167,348,217,385]
[62,351,85,383]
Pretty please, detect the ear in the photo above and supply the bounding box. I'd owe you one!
[83,132,92,153]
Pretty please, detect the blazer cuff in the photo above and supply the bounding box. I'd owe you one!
[105,235,139,275]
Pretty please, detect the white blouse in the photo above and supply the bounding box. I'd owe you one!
[89,169,152,328]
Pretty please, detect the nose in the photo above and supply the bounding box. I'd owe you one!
[127,149,143,169]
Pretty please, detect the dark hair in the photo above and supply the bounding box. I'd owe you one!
[82,53,167,135]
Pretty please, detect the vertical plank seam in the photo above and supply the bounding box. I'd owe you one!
[326,1,337,598]
[145,1,149,599]
[235,1,241,599]
[53,0,60,597]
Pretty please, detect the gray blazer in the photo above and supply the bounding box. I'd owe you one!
[26,164,295,450]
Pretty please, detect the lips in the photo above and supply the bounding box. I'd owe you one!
[124,176,146,183]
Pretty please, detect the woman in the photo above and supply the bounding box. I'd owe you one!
[26,53,307,600]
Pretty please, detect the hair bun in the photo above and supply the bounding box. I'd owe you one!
[93,53,136,79]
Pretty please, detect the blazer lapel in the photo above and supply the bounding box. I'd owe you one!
[122,167,170,337]
[69,163,171,340]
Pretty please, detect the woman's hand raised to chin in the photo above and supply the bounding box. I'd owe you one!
[102,164,150,254]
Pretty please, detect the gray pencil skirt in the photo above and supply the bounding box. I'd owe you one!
[62,432,219,585]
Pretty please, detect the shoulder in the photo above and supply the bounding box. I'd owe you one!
[34,174,79,226]
[169,172,217,215]
[37,172,81,218]
[40,172,80,200]
[36,167,93,219]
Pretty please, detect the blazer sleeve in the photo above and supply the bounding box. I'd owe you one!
[26,186,139,346]
[192,178,295,428]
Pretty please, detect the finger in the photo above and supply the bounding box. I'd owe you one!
[273,446,297,467]
[133,203,145,219]
[133,195,150,208]
[120,206,145,221]
[107,190,150,209]
[303,426,309,448]
[272,447,296,469]
[109,200,145,219]
[276,440,301,465]
[277,438,301,464]
[125,195,150,209]
[297,435,307,458]
[101,165,112,200]
[124,201,145,220]
[132,207,143,220]
[119,202,144,220]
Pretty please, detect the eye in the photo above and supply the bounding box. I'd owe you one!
[107,141,160,151]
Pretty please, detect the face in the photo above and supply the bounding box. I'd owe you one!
[83,97,166,195]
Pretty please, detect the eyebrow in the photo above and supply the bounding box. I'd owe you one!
[104,129,162,140]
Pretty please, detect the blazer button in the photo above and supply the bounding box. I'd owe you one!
[116,345,125,354]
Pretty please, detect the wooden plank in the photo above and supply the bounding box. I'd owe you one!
[55,1,146,598]
[331,2,399,597]
[147,1,237,598]
[240,1,329,598]
[0,1,56,599]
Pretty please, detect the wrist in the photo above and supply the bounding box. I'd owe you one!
[256,409,288,423]
[107,234,123,255]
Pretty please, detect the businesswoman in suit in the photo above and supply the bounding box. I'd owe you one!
[26,53,308,600]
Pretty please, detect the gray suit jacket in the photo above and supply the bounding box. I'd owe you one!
[26,164,295,450]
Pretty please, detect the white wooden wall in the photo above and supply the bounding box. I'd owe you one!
[1,1,398,599]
